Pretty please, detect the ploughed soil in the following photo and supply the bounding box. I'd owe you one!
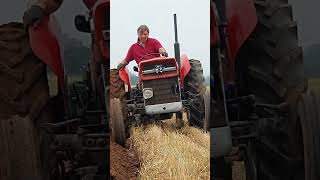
[110,142,140,180]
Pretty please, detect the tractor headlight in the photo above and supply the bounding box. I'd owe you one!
[143,88,153,99]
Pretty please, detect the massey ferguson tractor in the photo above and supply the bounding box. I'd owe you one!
[109,14,209,146]
[210,0,320,180]
[0,0,109,179]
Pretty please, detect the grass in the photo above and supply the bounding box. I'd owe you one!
[129,114,210,180]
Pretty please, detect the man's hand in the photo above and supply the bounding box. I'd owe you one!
[117,59,129,71]
[159,47,168,57]
[117,63,126,71]
[23,5,45,29]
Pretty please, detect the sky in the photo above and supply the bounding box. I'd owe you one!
[0,0,320,72]
[289,0,320,47]
[110,0,210,76]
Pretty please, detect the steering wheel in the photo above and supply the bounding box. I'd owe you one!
[140,52,167,61]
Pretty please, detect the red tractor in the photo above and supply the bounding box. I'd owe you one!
[210,0,320,179]
[109,14,209,146]
[0,0,109,179]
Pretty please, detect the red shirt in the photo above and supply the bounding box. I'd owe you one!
[125,38,163,64]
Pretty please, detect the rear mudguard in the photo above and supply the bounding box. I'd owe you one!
[210,2,220,48]
[225,0,257,61]
[92,0,109,63]
[119,67,131,92]
[211,0,257,83]
[212,0,257,61]
[29,15,65,89]
[180,54,191,85]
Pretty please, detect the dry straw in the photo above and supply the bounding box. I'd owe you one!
[129,115,210,180]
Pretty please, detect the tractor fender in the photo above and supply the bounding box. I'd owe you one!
[210,2,220,48]
[92,0,109,62]
[119,67,131,92]
[29,15,65,89]
[225,0,257,61]
[180,54,191,82]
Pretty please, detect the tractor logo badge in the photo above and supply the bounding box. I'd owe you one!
[154,65,163,74]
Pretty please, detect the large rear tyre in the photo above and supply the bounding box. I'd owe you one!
[236,1,307,179]
[110,98,127,146]
[110,69,127,146]
[211,157,232,180]
[0,23,52,180]
[184,59,206,128]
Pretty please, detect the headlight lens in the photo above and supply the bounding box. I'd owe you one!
[143,88,153,99]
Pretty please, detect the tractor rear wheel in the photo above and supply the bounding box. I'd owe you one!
[110,98,126,146]
[110,69,127,146]
[184,59,206,128]
[236,0,309,179]
[0,22,52,180]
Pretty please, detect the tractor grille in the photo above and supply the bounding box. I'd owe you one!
[141,61,177,77]
[142,77,181,105]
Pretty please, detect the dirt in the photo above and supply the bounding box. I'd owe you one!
[110,142,140,180]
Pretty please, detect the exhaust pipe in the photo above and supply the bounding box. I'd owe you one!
[173,14,181,72]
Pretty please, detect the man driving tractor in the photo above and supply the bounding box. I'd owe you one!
[117,25,168,70]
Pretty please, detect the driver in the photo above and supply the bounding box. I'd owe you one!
[117,25,168,70]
